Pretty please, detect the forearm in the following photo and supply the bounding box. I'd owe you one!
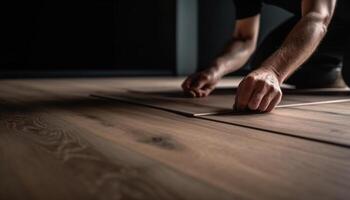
[212,38,256,77]
[258,13,331,84]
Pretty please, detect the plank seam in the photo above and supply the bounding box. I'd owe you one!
[196,116,350,149]
[91,94,350,149]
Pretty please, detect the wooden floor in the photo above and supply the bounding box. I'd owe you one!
[1,77,350,200]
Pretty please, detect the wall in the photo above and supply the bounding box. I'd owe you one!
[1,0,176,77]
[1,0,293,77]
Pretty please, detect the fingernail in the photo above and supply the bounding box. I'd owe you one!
[189,91,196,97]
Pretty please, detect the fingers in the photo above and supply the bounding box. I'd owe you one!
[235,76,255,111]
[247,80,268,110]
[234,75,282,113]
[191,73,209,89]
[266,92,282,112]
[249,85,282,113]
[201,84,216,97]
[256,87,281,112]
[257,87,275,111]
[181,73,216,98]
[193,85,215,98]
[182,75,194,92]
[182,74,198,97]
[191,76,209,97]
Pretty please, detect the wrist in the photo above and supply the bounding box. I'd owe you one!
[210,57,231,78]
[259,65,285,85]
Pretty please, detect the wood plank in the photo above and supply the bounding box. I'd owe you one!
[201,101,350,147]
[0,77,239,95]
[1,78,350,199]
[49,99,350,200]
[283,87,350,95]
[0,106,232,200]
[290,102,350,116]
[93,87,350,116]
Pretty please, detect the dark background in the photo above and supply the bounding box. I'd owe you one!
[0,0,290,78]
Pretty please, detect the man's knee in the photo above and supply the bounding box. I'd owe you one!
[286,55,343,88]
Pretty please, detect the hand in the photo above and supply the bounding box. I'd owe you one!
[182,68,221,98]
[234,69,282,112]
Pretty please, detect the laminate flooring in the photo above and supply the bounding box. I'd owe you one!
[1,77,350,200]
[93,87,350,116]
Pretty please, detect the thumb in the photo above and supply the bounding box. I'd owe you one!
[191,75,209,89]
[201,84,216,97]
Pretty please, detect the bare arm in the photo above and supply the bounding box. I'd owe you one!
[214,15,260,76]
[260,0,337,83]
[235,0,337,112]
[182,15,260,97]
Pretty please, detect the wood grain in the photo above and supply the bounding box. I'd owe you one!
[1,77,350,200]
[93,88,350,116]
[55,100,350,200]
[201,101,350,147]
[0,107,233,200]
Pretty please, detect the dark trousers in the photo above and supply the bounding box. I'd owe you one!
[252,2,350,88]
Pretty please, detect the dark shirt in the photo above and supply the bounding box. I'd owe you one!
[233,0,302,19]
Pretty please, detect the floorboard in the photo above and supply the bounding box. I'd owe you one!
[55,100,350,200]
[201,101,350,147]
[93,87,350,116]
[0,105,233,200]
[0,77,350,200]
